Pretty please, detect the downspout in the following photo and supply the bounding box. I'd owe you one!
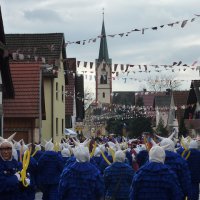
[39,68,42,143]
[51,78,54,142]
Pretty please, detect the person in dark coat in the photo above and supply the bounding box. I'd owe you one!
[104,150,134,200]
[130,146,183,200]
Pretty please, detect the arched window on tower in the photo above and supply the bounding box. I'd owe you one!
[102,92,105,98]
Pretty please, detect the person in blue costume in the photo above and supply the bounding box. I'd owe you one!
[58,139,104,200]
[0,133,27,200]
[90,146,103,171]
[135,144,149,168]
[37,139,64,200]
[130,146,183,200]
[32,144,44,161]
[104,150,134,200]
[136,149,149,168]
[99,144,114,174]
[159,137,192,199]
[125,150,132,166]
[186,140,200,200]
[61,147,71,166]
[18,142,38,200]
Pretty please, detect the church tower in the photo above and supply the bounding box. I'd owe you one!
[95,15,112,105]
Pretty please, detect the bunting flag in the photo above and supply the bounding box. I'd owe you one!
[65,15,199,45]
[114,64,118,71]
[84,61,87,68]
[90,62,93,69]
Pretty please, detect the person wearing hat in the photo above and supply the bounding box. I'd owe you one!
[32,144,43,161]
[58,140,104,200]
[130,146,183,200]
[104,150,134,200]
[160,137,192,199]
[0,133,25,199]
[186,140,200,200]
[61,147,71,165]
[37,139,64,200]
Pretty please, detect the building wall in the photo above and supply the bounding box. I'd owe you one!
[41,78,52,142]
[52,56,65,142]
[41,55,65,143]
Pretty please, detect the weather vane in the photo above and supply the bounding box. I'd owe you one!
[102,8,104,19]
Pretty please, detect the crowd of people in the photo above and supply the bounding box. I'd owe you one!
[0,131,199,200]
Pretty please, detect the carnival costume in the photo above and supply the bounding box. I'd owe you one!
[59,139,104,200]
[104,150,134,200]
[130,146,183,200]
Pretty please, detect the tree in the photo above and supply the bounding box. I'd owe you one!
[156,117,168,137]
[106,118,124,135]
[128,117,153,138]
[146,75,181,92]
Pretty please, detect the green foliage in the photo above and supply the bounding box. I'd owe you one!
[128,117,153,138]
[106,118,124,135]
[156,117,168,137]
[106,116,153,138]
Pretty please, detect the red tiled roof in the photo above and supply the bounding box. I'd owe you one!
[3,63,40,118]
[136,92,165,107]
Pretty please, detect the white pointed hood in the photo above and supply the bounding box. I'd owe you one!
[61,148,71,157]
[149,146,165,164]
[72,138,90,162]
[0,132,16,148]
[44,139,54,151]
[34,144,42,151]
[114,150,126,163]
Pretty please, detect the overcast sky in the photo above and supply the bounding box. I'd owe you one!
[1,0,200,94]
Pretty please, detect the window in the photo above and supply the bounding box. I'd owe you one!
[103,92,105,98]
[56,82,58,100]
[62,85,64,102]
[56,118,58,136]
[100,75,107,84]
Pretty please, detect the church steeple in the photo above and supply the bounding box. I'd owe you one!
[97,12,110,63]
[95,11,112,105]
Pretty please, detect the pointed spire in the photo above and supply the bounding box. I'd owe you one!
[98,10,110,63]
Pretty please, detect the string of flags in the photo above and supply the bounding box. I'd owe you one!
[3,48,200,76]
[65,14,200,46]
[85,102,198,122]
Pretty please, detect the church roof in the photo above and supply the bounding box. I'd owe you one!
[97,19,111,64]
